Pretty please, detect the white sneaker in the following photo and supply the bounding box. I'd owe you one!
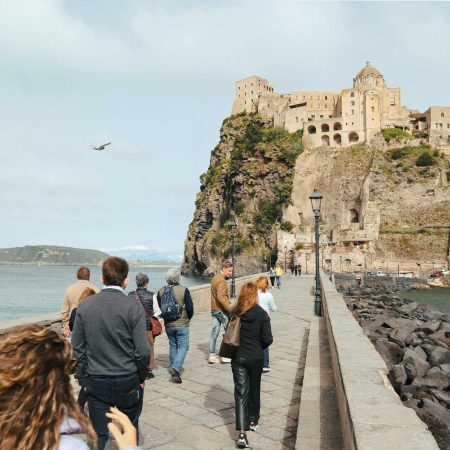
[220,357,232,363]
[208,353,220,364]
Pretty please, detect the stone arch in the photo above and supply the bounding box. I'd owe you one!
[321,135,330,146]
[349,131,359,143]
[333,122,342,130]
[333,133,341,145]
[321,123,330,132]
[350,209,359,223]
[307,125,316,134]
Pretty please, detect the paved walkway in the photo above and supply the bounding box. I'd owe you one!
[75,276,342,449]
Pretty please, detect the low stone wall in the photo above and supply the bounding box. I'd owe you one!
[0,273,266,335]
[321,270,439,450]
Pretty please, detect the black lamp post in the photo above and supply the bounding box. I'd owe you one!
[284,245,287,273]
[268,235,272,271]
[229,218,237,299]
[309,189,323,316]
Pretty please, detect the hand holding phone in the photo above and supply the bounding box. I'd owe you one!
[105,407,137,448]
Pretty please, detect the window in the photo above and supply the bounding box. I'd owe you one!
[371,106,375,112]
[350,92,355,97]
[441,112,445,117]
[329,115,332,118]
[311,115,315,120]
[325,96,328,100]
[251,91,253,94]
[351,101,355,106]
[448,124,450,129]
[296,117,298,123]
[320,115,324,119]
[390,98,395,105]
[351,110,354,115]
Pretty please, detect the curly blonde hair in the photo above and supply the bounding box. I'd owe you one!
[0,324,96,450]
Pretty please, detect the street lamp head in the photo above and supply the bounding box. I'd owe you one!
[309,189,323,215]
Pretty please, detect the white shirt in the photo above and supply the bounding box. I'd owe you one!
[258,290,277,315]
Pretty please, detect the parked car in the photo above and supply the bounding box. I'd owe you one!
[430,270,444,278]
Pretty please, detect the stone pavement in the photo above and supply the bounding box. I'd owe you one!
[94,276,319,449]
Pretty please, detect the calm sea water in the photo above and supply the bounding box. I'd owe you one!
[397,287,450,315]
[0,265,209,322]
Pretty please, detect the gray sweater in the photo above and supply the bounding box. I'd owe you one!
[72,288,150,383]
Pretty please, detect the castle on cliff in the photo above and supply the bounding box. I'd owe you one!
[231,62,450,149]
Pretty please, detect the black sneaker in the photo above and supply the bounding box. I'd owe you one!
[249,421,259,431]
[236,432,249,448]
[171,369,182,384]
[146,370,155,380]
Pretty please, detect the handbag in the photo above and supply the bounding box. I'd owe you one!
[219,315,241,359]
[135,292,162,338]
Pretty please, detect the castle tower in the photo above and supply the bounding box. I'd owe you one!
[231,76,275,115]
[353,61,385,89]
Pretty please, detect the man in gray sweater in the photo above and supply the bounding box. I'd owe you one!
[72,257,150,450]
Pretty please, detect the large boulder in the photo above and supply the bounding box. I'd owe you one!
[374,339,404,367]
[399,302,418,315]
[414,399,450,450]
[403,348,430,381]
[417,320,441,335]
[389,364,407,391]
[429,346,450,367]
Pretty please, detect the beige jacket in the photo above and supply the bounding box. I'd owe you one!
[210,272,231,312]
[61,280,100,326]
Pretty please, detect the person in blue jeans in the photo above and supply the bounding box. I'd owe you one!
[157,269,194,384]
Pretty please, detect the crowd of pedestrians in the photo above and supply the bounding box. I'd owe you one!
[0,256,282,449]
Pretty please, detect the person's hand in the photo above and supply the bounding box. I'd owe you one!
[63,325,71,337]
[106,407,137,448]
[140,382,145,389]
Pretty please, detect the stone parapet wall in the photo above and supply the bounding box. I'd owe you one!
[321,270,439,449]
[0,273,266,335]
[333,273,428,292]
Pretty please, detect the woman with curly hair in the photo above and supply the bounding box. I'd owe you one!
[231,282,273,449]
[0,324,142,450]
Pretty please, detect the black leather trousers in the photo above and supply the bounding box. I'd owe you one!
[231,358,264,431]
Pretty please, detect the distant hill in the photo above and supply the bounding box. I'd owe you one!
[0,245,109,265]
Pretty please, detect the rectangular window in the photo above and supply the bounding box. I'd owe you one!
[329,115,332,118]
[441,112,445,117]
[325,96,328,100]
[351,92,355,97]
[371,106,375,112]
[351,110,354,115]
[296,117,298,123]
[311,115,315,120]
[390,99,395,105]
[320,115,324,119]
[351,101,355,106]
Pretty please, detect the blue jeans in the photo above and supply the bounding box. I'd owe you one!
[263,347,270,367]
[166,327,190,372]
[86,373,143,450]
[276,276,281,287]
[209,310,229,354]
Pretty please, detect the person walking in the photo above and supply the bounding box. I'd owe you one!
[275,263,283,289]
[72,257,150,450]
[269,267,276,287]
[129,273,162,380]
[231,282,273,449]
[61,266,99,336]
[294,265,298,277]
[298,264,302,276]
[255,276,277,373]
[68,286,96,412]
[209,261,233,364]
[156,268,194,384]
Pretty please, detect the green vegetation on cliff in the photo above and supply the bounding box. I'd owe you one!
[0,245,109,264]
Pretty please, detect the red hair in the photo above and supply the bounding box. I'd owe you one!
[78,287,96,303]
[255,276,269,293]
[234,282,258,315]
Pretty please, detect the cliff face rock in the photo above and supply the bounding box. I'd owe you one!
[184,113,450,276]
[182,113,302,276]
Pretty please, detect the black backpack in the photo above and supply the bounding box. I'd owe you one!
[160,286,183,322]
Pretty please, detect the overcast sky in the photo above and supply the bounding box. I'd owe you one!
[1,1,449,259]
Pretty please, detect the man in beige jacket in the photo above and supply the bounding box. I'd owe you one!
[61,266,100,335]
[208,261,233,364]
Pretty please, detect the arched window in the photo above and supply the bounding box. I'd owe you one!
[321,124,329,132]
[333,122,342,130]
[333,133,341,145]
[349,132,359,143]
[308,125,316,134]
[350,209,359,223]
[350,92,355,97]
[321,135,330,146]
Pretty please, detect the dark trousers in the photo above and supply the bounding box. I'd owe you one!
[231,358,264,431]
[77,386,87,411]
[86,373,143,450]
[269,276,275,287]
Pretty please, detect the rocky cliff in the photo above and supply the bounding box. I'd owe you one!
[183,113,450,277]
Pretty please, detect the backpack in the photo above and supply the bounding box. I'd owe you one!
[160,286,183,322]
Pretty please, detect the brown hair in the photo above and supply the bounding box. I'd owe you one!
[234,282,258,316]
[0,325,96,450]
[102,256,129,286]
[255,276,269,293]
[79,287,96,303]
[222,261,233,269]
[76,266,90,281]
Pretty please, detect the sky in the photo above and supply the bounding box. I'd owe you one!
[1,0,449,260]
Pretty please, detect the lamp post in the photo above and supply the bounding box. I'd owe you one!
[229,218,237,299]
[268,235,272,271]
[309,189,323,316]
[284,245,287,273]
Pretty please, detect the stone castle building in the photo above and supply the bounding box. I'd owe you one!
[231,62,450,148]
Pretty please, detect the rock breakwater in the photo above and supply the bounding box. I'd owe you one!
[343,286,450,449]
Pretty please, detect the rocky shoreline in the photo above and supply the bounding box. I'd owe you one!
[340,284,450,449]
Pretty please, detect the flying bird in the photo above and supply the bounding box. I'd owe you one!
[91,142,111,151]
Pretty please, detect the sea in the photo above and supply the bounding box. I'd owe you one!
[396,287,450,315]
[0,264,209,322]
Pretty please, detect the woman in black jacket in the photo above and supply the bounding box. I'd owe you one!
[232,282,273,448]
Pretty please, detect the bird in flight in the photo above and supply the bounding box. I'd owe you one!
[91,142,111,151]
